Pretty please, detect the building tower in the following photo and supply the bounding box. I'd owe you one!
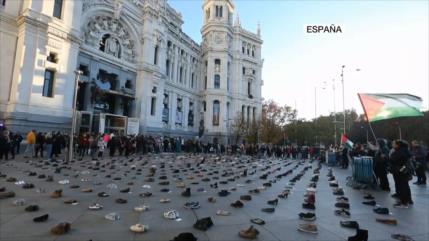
[201,0,234,144]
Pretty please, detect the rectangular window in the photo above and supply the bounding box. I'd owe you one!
[47,52,58,63]
[214,74,220,89]
[53,0,63,19]
[191,73,195,88]
[166,60,170,76]
[242,67,245,75]
[154,45,159,65]
[43,69,55,97]
[204,76,207,90]
[150,97,156,116]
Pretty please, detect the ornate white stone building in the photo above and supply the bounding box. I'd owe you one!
[0,0,263,144]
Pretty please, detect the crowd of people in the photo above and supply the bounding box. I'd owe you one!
[326,139,428,209]
[1,128,428,208]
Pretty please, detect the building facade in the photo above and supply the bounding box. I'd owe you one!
[0,0,263,144]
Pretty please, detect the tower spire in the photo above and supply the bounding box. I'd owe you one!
[257,21,261,36]
[234,13,241,27]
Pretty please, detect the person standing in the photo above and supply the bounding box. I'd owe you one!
[341,147,350,169]
[373,139,390,191]
[411,140,427,185]
[0,130,10,160]
[13,132,23,154]
[390,140,413,208]
[24,130,36,158]
[35,132,45,158]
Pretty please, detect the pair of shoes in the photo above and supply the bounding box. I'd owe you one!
[335,202,350,209]
[130,223,149,233]
[216,209,230,216]
[348,229,368,241]
[116,198,127,204]
[88,203,103,210]
[98,192,109,197]
[105,212,120,221]
[50,189,62,198]
[335,209,351,218]
[164,210,180,220]
[231,200,244,208]
[261,207,275,213]
[250,218,265,225]
[64,199,78,205]
[363,194,375,200]
[33,214,49,222]
[240,195,252,201]
[302,202,315,210]
[208,197,216,203]
[298,223,318,234]
[373,207,389,214]
[239,225,259,239]
[134,205,149,212]
[184,201,200,209]
[160,198,171,203]
[376,218,397,225]
[140,192,152,197]
[172,232,197,241]
[340,220,359,229]
[267,198,278,206]
[0,191,15,199]
[362,200,376,206]
[25,205,39,212]
[51,222,71,235]
[218,189,230,197]
[181,188,191,197]
[391,234,415,241]
[299,212,316,221]
[193,217,213,231]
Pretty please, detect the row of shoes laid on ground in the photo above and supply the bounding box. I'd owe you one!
[297,163,321,234]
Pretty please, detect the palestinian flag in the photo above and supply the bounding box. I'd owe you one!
[358,93,423,122]
[341,134,353,148]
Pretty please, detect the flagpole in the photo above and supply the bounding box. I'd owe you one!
[357,94,378,143]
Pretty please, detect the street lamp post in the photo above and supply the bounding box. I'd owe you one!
[68,70,83,162]
[341,65,346,135]
[332,78,337,146]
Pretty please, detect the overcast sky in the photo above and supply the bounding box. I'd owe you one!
[169,0,429,120]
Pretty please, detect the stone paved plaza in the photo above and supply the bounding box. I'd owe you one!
[0,154,428,241]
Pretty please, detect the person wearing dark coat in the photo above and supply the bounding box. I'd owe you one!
[373,139,390,191]
[411,140,427,185]
[35,132,45,158]
[390,140,413,207]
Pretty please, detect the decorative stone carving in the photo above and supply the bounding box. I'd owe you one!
[83,15,136,63]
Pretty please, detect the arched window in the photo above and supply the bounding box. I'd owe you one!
[191,73,195,88]
[252,46,255,57]
[214,59,221,72]
[247,44,250,55]
[214,74,220,89]
[203,101,206,112]
[213,100,220,126]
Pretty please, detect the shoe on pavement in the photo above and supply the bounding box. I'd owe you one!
[391,234,415,241]
[267,198,278,206]
[134,205,149,212]
[335,202,350,209]
[88,203,103,210]
[33,214,49,222]
[298,223,318,234]
[231,200,244,208]
[376,218,398,225]
[208,197,217,203]
[105,212,120,221]
[302,202,315,210]
[193,217,213,231]
[130,223,149,233]
[164,210,180,220]
[261,207,275,213]
[50,222,71,235]
[25,205,39,212]
[216,209,231,216]
[363,194,375,200]
[340,220,359,229]
[240,195,252,201]
[373,207,389,215]
[299,212,316,221]
[335,209,351,218]
[172,232,197,241]
[239,225,259,239]
[348,228,368,241]
[250,218,265,225]
[362,200,376,206]
[393,203,409,209]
